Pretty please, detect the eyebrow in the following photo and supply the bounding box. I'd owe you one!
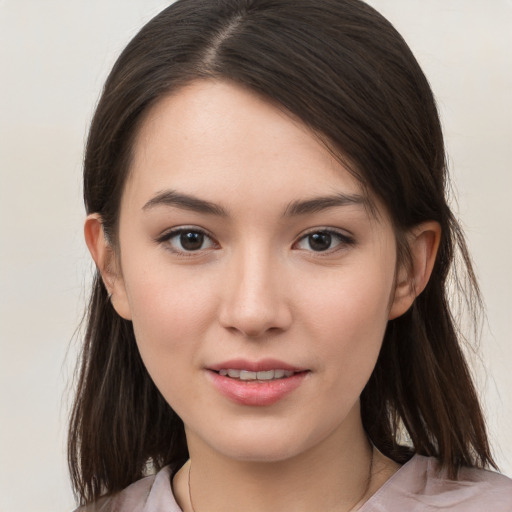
[142,189,365,217]
[283,193,366,217]
[142,190,228,216]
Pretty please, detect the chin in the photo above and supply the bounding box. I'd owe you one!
[216,439,304,463]
[195,420,325,464]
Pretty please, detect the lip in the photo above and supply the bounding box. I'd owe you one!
[207,358,307,373]
[206,359,309,406]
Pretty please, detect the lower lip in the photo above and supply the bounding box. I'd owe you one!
[206,370,308,406]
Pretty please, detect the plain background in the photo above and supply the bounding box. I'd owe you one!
[0,1,511,510]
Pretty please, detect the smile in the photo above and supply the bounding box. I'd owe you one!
[207,364,309,406]
[218,369,295,381]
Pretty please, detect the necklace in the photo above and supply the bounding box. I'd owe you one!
[187,445,374,512]
[349,445,374,511]
[187,460,196,512]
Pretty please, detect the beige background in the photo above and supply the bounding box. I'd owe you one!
[0,1,510,510]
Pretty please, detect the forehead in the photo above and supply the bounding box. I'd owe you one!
[124,80,372,216]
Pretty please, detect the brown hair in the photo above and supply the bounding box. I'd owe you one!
[69,0,496,505]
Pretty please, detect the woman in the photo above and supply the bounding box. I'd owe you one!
[69,0,512,510]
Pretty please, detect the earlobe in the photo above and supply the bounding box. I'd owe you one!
[84,214,132,320]
[388,221,441,320]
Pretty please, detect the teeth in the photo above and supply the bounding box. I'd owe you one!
[218,369,295,381]
[240,370,257,380]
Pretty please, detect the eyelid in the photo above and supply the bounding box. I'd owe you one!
[293,227,355,253]
[155,226,219,256]
[154,225,354,256]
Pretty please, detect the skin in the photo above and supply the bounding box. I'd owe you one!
[86,80,440,512]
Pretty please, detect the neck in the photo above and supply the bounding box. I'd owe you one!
[173,407,387,512]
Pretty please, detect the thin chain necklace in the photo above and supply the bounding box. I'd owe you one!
[187,446,374,512]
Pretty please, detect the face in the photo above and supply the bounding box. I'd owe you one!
[107,80,405,462]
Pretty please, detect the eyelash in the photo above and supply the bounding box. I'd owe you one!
[294,229,355,254]
[156,227,355,256]
[156,227,218,257]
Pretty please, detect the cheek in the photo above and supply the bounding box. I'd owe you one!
[132,288,209,348]
[124,254,215,338]
[299,262,394,383]
[127,279,211,417]
[302,262,393,336]
[121,260,217,391]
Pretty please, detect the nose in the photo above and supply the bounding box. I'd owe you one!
[218,248,292,338]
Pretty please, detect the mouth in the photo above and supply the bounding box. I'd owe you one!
[206,359,309,405]
[215,368,298,381]
[208,359,308,380]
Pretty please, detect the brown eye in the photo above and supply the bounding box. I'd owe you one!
[160,228,216,254]
[295,230,354,253]
[308,232,332,251]
[180,231,205,251]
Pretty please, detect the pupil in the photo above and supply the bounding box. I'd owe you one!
[180,231,204,251]
[309,232,331,251]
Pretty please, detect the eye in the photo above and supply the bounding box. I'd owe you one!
[295,230,354,252]
[158,228,217,254]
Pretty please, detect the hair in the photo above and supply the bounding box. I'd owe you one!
[69,0,497,505]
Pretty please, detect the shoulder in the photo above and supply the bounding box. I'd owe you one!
[364,455,512,512]
[74,466,182,512]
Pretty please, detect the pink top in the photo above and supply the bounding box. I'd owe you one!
[81,455,512,511]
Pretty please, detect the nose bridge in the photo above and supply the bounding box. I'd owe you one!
[219,241,291,337]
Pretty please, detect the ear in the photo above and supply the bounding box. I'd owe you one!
[84,214,132,320]
[388,221,441,320]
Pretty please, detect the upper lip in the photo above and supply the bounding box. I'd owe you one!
[208,358,307,373]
